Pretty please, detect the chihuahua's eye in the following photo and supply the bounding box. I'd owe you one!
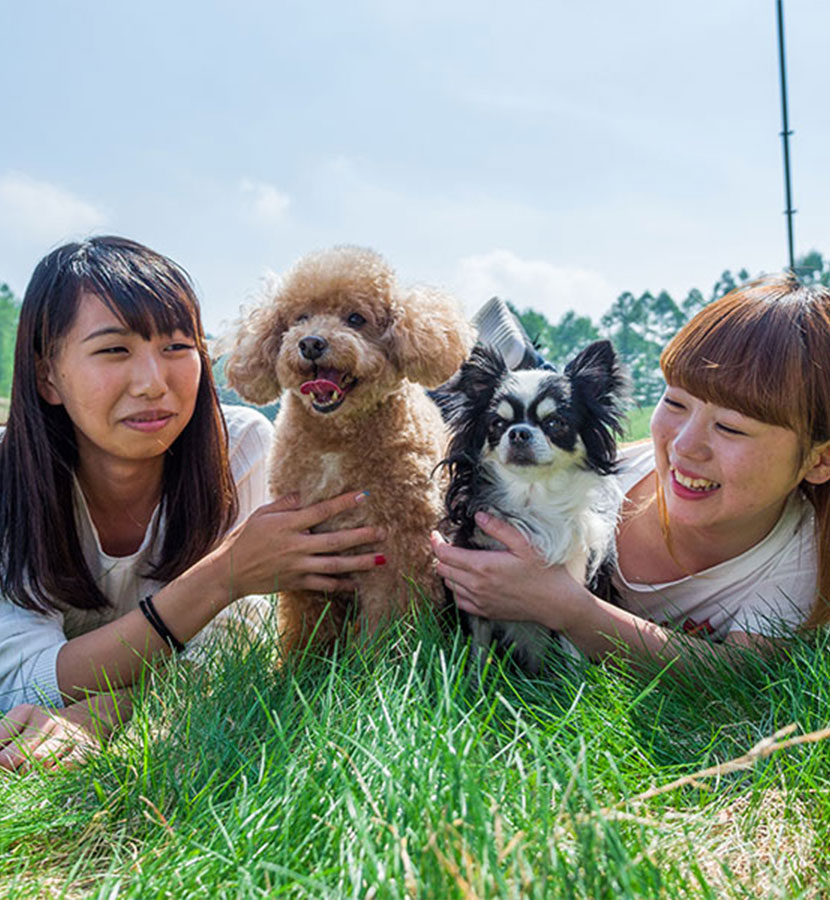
[542,415,567,434]
[296,314,309,323]
[346,312,366,328]
[488,416,508,438]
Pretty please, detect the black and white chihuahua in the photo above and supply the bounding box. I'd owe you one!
[437,340,628,673]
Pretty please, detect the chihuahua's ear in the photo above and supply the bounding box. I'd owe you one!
[386,287,474,388]
[430,343,507,426]
[565,340,630,472]
[223,303,287,405]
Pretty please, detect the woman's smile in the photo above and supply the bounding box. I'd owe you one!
[120,409,177,432]
[669,465,721,499]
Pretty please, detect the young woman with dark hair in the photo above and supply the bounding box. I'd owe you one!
[0,236,384,769]
[432,273,830,665]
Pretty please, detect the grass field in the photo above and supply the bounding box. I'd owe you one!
[2,610,830,899]
[622,405,653,444]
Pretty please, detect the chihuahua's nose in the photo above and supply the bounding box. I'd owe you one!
[299,335,327,360]
[508,425,533,444]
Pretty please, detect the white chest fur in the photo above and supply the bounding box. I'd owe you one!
[482,460,621,579]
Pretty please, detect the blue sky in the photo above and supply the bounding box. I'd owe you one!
[2,0,828,333]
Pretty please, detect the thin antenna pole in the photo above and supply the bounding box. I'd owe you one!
[777,0,796,270]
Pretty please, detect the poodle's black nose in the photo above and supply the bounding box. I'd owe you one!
[508,425,533,444]
[299,335,328,360]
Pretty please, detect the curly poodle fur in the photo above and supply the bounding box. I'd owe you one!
[226,246,473,653]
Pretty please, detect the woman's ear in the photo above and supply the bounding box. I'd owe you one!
[803,441,830,485]
[36,357,62,406]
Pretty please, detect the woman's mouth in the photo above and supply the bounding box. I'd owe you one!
[670,466,721,497]
[122,411,176,433]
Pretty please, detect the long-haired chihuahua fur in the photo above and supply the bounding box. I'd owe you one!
[225,246,473,654]
[437,341,628,673]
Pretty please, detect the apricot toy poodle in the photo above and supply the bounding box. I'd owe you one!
[225,246,472,653]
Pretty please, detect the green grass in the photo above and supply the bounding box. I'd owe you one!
[2,610,830,899]
[622,405,654,444]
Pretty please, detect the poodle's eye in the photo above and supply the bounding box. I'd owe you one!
[346,312,366,328]
[296,314,309,323]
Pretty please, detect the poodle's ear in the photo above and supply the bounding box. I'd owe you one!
[223,304,287,405]
[386,287,475,388]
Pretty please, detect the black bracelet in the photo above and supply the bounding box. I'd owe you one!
[139,595,186,654]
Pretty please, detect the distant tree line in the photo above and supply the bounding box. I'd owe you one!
[0,284,20,398]
[512,250,830,407]
[2,251,829,413]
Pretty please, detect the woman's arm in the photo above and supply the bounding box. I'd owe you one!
[430,512,773,672]
[55,490,385,701]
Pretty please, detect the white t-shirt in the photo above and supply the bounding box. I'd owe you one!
[612,443,817,640]
[0,405,274,712]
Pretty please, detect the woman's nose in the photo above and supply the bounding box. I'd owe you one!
[673,415,711,460]
[129,348,166,397]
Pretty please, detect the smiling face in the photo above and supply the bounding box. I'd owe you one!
[37,292,202,472]
[650,385,829,542]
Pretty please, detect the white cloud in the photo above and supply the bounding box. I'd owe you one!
[0,172,106,242]
[451,250,619,324]
[240,179,290,223]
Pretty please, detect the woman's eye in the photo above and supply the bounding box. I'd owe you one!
[95,346,128,355]
[717,422,746,436]
[663,396,684,410]
[347,312,366,328]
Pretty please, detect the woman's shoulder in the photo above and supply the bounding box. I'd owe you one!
[616,439,655,492]
[221,405,274,451]
[221,405,274,499]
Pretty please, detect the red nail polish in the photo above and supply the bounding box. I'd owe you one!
[374,554,387,566]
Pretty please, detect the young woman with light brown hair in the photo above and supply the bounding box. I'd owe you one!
[432,273,830,664]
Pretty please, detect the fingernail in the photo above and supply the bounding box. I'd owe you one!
[475,511,490,525]
[376,528,386,540]
[355,491,370,503]
[374,554,387,566]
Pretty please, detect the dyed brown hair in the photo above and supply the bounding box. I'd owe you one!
[660,272,830,626]
[0,236,238,613]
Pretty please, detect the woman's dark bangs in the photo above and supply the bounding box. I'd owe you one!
[82,268,198,343]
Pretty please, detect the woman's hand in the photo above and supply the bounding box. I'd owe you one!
[0,701,103,772]
[211,489,386,598]
[430,511,586,630]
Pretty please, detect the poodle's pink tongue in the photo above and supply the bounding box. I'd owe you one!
[300,379,340,402]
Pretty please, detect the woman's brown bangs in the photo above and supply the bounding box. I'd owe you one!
[660,288,807,433]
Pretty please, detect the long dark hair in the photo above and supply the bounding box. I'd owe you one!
[660,273,830,626]
[0,236,238,613]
